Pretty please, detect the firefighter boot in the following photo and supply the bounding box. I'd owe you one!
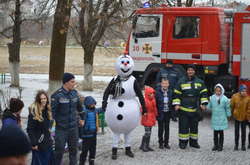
[146,136,154,151]
[189,139,200,149]
[179,140,188,149]
[140,136,149,152]
[111,147,117,160]
[89,159,95,165]
[125,147,134,158]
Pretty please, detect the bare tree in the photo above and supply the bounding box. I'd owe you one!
[7,0,21,87]
[70,0,133,91]
[0,0,55,87]
[48,0,73,93]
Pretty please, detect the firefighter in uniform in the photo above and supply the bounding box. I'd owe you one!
[173,64,208,149]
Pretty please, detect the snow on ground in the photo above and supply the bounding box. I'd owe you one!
[0,73,113,117]
[1,74,250,165]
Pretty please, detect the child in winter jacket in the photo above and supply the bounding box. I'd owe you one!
[79,96,103,165]
[155,78,173,149]
[207,84,231,151]
[2,98,24,128]
[140,86,158,152]
[231,84,250,151]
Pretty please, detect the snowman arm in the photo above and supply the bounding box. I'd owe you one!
[102,78,115,111]
[134,80,147,114]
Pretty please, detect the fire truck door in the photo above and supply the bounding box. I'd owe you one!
[241,23,250,80]
[130,15,162,71]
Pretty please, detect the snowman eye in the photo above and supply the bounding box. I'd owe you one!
[127,61,130,64]
[121,61,124,64]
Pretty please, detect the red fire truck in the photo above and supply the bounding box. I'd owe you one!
[125,5,250,96]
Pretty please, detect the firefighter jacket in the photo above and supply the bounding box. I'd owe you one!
[173,75,208,112]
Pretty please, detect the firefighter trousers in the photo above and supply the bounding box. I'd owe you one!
[178,111,199,145]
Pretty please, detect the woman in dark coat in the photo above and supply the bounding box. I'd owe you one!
[27,90,54,165]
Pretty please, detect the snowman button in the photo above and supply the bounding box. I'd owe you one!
[118,101,124,107]
[117,114,123,120]
[121,88,125,94]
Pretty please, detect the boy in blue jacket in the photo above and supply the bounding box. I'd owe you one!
[79,96,103,165]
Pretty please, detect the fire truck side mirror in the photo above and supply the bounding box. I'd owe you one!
[132,15,138,29]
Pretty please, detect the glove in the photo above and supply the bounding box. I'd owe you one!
[102,101,107,112]
[171,110,178,122]
[142,107,147,115]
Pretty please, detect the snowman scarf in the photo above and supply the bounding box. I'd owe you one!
[113,75,130,99]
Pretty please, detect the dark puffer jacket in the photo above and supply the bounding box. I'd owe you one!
[26,106,53,151]
[79,96,103,138]
[51,87,83,130]
[155,86,174,121]
[2,109,20,127]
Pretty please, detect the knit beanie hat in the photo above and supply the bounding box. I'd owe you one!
[9,98,24,113]
[62,72,75,84]
[0,125,31,158]
[239,84,247,92]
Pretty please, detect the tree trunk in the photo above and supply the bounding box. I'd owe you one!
[177,0,182,6]
[48,0,73,94]
[8,0,21,87]
[82,48,95,91]
[186,0,193,7]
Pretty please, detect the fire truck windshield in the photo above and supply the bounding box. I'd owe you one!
[133,16,160,38]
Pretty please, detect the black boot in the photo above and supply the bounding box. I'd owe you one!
[146,136,154,151]
[159,142,164,149]
[189,139,200,149]
[79,153,86,165]
[164,143,171,149]
[111,147,117,160]
[212,133,218,151]
[242,144,246,151]
[248,144,250,149]
[234,144,238,151]
[140,136,149,152]
[125,147,134,158]
[89,159,95,165]
[179,140,188,149]
[218,134,224,151]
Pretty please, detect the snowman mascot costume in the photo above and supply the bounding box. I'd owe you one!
[102,55,147,160]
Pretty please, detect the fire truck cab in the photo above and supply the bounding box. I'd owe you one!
[125,5,250,96]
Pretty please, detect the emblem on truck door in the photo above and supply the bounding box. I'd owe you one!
[142,43,152,54]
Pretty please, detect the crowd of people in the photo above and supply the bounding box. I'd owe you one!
[1,60,250,165]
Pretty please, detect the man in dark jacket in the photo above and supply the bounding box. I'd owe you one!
[51,73,85,165]
[155,60,181,90]
[155,78,174,149]
[173,64,208,149]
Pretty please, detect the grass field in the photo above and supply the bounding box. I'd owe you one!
[0,46,123,76]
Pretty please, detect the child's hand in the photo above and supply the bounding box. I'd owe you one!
[200,105,206,111]
[175,105,180,111]
[79,120,85,127]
